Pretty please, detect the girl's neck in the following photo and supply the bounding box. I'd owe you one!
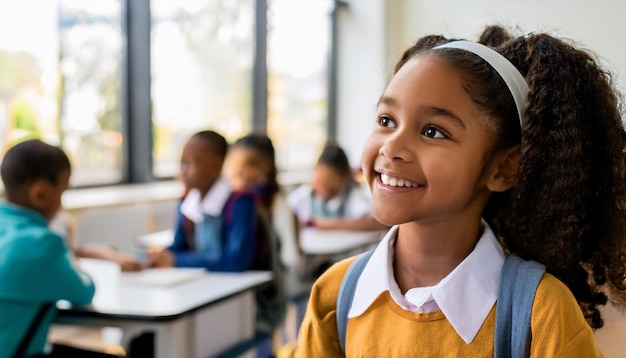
[394,218,483,293]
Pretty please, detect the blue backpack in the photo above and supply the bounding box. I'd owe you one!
[336,252,545,358]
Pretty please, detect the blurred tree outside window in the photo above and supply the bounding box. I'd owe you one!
[267,0,332,171]
[0,0,123,188]
[151,0,254,178]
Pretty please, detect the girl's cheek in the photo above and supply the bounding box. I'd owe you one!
[362,138,380,168]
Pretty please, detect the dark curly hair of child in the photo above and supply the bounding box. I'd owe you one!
[394,25,626,329]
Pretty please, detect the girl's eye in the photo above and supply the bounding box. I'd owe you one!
[423,125,446,139]
[377,115,396,128]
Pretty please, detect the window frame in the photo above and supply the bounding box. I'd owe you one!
[120,0,339,185]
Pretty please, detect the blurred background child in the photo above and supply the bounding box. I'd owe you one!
[147,131,279,274]
[224,133,280,215]
[287,143,386,231]
[145,130,236,269]
[145,131,285,356]
[0,139,115,357]
[223,133,286,357]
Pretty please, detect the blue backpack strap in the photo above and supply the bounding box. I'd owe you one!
[494,254,545,358]
[336,250,374,353]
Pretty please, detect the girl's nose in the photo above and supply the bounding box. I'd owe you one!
[379,131,414,162]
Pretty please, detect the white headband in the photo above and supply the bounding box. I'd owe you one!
[433,41,529,125]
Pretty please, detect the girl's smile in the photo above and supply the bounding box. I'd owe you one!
[374,170,424,196]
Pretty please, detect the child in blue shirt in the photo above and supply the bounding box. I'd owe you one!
[142,132,284,355]
[0,139,110,358]
[223,133,281,256]
[223,133,286,355]
[138,131,280,356]
[146,130,267,271]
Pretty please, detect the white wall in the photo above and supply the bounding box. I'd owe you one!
[401,0,626,90]
[336,0,626,165]
[335,0,387,167]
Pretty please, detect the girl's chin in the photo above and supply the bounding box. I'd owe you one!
[371,212,403,227]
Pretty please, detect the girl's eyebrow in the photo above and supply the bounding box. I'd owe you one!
[377,95,397,108]
[378,95,466,129]
[421,106,466,129]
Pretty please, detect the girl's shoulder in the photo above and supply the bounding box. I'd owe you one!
[530,273,600,355]
[532,273,586,326]
[308,255,360,315]
[533,273,581,314]
[535,273,574,297]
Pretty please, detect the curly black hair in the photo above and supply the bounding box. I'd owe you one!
[395,25,626,329]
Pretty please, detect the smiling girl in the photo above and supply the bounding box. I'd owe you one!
[294,25,626,357]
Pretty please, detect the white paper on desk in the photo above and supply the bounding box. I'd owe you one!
[135,229,174,248]
[121,268,206,286]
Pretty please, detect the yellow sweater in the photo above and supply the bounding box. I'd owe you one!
[295,257,602,357]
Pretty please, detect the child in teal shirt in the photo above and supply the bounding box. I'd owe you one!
[0,140,105,357]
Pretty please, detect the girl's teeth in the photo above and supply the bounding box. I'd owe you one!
[380,173,417,188]
[381,173,389,185]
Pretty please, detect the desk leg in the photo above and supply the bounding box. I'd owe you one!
[118,317,193,358]
[193,291,256,357]
[153,316,194,358]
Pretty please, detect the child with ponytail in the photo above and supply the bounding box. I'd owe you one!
[295,25,626,357]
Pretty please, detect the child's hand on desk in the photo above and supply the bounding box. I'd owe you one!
[74,244,144,272]
[114,252,144,272]
[311,218,342,230]
[312,216,387,231]
[145,249,175,268]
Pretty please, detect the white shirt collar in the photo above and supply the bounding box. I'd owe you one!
[180,177,232,223]
[349,221,505,344]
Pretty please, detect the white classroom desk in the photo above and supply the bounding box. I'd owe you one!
[55,259,273,358]
[298,227,386,256]
[138,228,386,257]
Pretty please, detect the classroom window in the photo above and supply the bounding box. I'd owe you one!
[267,0,332,170]
[0,0,335,190]
[0,0,124,187]
[151,0,255,178]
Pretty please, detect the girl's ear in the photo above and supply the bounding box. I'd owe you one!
[486,145,521,192]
